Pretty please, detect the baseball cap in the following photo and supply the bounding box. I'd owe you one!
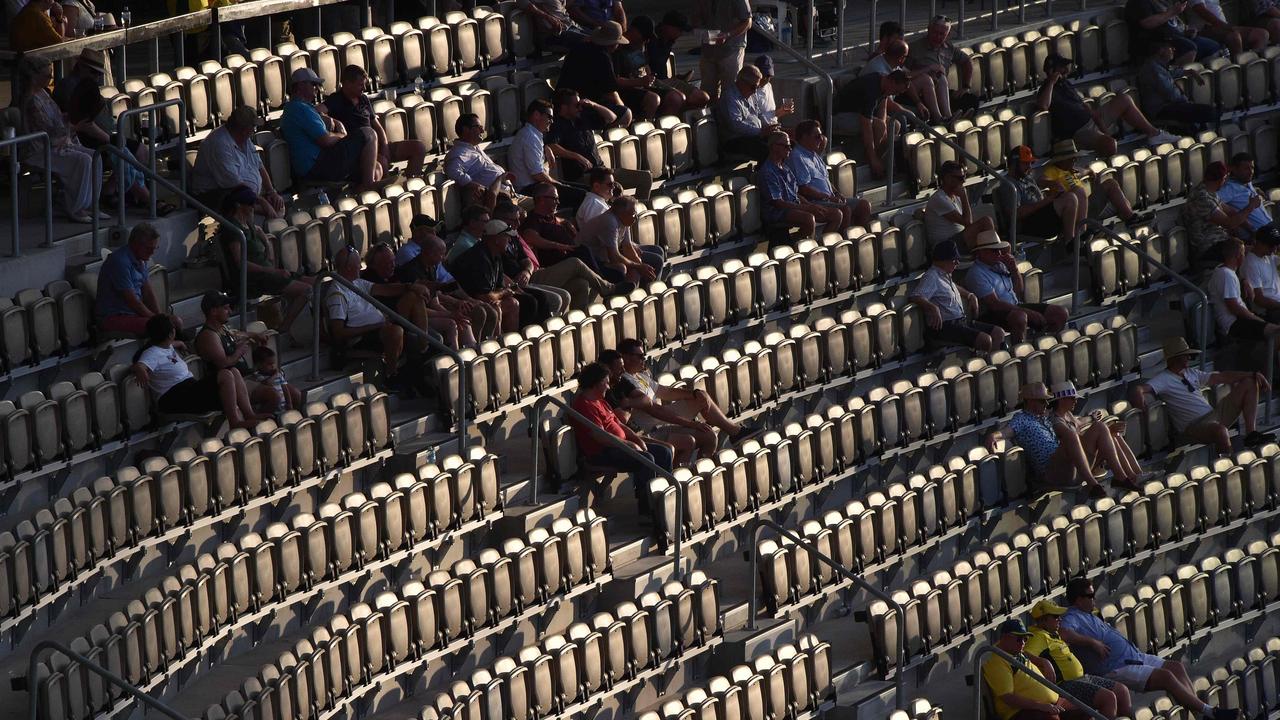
[201,290,233,313]
[483,219,517,237]
[1257,223,1280,246]
[997,618,1032,637]
[1030,600,1068,619]
[755,54,775,77]
[290,67,323,86]
[1008,145,1036,165]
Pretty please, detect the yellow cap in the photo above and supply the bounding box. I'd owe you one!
[1030,600,1068,619]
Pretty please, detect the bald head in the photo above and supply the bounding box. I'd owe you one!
[735,65,764,93]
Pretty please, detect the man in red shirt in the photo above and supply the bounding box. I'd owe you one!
[570,362,674,509]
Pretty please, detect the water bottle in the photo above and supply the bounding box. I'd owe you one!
[121,5,131,26]
[92,14,104,32]
[316,189,330,206]
[414,76,425,95]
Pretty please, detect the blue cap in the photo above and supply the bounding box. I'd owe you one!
[997,618,1033,637]
[932,240,961,262]
[755,54,774,77]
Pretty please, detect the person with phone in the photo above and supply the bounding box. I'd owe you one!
[1037,54,1178,157]
[965,231,1068,342]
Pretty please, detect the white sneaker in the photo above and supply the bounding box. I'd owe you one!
[1147,130,1181,146]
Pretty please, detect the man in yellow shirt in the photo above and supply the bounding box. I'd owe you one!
[1041,140,1148,233]
[1025,600,1128,719]
[983,618,1091,720]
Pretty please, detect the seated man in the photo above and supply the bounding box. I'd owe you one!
[509,98,586,208]
[280,68,378,188]
[555,21,641,127]
[322,64,427,179]
[1037,53,1177,156]
[1219,152,1274,233]
[1207,238,1280,344]
[787,119,873,230]
[576,195,663,283]
[360,243,473,351]
[451,219,547,332]
[1025,600,1130,720]
[752,55,793,125]
[446,205,493,265]
[491,201,570,316]
[546,88,650,195]
[96,224,183,337]
[985,383,1111,498]
[395,214,441,268]
[521,183,622,310]
[759,131,842,239]
[861,37,951,124]
[1060,578,1242,720]
[616,18,705,120]
[1182,162,1255,267]
[995,145,1079,241]
[599,348,692,464]
[568,0,626,31]
[965,231,1068,342]
[325,245,419,388]
[1126,0,1220,64]
[835,69,912,179]
[909,239,1006,352]
[926,160,997,248]
[1188,0,1267,53]
[908,15,979,115]
[444,113,515,209]
[717,64,778,161]
[396,231,499,343]
[570,361,674,509]
[190,105,285,218]
[1242,223,1280,321]
[1129,336,1273,454]
[1042,140,1146,230]
[982,618,1093,720]
[612,337,758,458]
[1137,39,1215,130]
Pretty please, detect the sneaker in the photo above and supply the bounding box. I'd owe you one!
[606,281,636,296]
[727,424,763,445]
[1123,211,1153,229]
[1243,430,1275,447]
[1086,484,1109,499]
[1211,708,1241,720]
[1147,130,1181,146]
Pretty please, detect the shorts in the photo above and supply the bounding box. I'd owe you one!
[305,131,367,183]
[241,269,294,296]
[930,317,1001,347]
[979,303,1053,330]
[100,314,149,336]
[619,87,654,113]
[1060,675,1119,701]
[1105,653,1166,691]
[634,399,702,437]
[1227,316,1269,341]
[1023,204,1063,237]
[157,376,223,414]
[1072,121,1109,152]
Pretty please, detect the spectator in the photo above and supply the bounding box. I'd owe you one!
[395,231,499,341]
[247,345,300,415]
[1246,0,1280,42]
[717,64,778,160]
[325,245,410,389]
[1137,39,1215,130]
[927,161,997,248]
[577,166,621,224]
[614,338,758,457]
[444,113,516,209]
[1129,336,1273,454]
[1025,601,1130,719]
[192,106,286,219]
[1218,152,1273,232]
[1037,54,1178,156]
[1060,578,1242,720]
[394,214,442,267]
[446,205,492,265]
[546,89,652,196]
[516,0,590,48]
[599,349,691,463]
[691,0,752,101]
[219,187,316,339]
[1125,0,1219,62]
[996,146,1080,241]
[787,119,872,230]
[556,21,642,127]
[759,131,842,239]
[907,15,979,116]
[491,202,570,316]
[1188,0,1267,53]
[19,59,105,224]
[569,361,674,509]
[752,55,793,125]
[568,0,625,30]
[982,618,1091,720]
[1042,140,1146,230]
[617,18,703,119]
[576,195,664,283]
[1207,238,1280,343]
[1242,223,1280,320]
[909,239,1007,352]
[985,383,1110,498]
[1049,381,1145,491]
[10,0,65,52]
[97,224,181,336]
[519,183,621,310]
[834,69,911,179]
[322,65,427,179]
[861,38,951,124]
[362,243,473,350]
[508,99,586,207]
[452,219,545,332]
[868,20,903,60]
[193,290,287,415]
[52,49,106,120]
[281,68,379,189]
[525,183,592,266]
[1183,161,1254,267]
[966,231,1068,342]
[131,315,264,429]
[646,12,695,81]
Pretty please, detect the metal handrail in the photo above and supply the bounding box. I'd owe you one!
[1076,219,1209,369]
[0,132,53,257]
[891,111,1019,248]
[529,393,684,581]
[311,272,469,451]
[748,518,905,711]
[28,640,187,720]
[751,26,834,140]
[972,645,1110,720]
[116,99,187,220]
[90,144,250,329]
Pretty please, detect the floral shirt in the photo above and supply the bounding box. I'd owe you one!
[1181,182,1230,254]
[1009,410,1059,473]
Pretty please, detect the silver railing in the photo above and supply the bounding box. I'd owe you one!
[116,99,187,219]
[311,272,469,450]
[748,518,906,711]
[1076,219,1209,369]
[753,26,835,137]
[91,144,250,329]
[0,132,53,257]
[28,640,187,720]
[890,110,1019,248]
[529,393,684,581]
[972,645,1110,720]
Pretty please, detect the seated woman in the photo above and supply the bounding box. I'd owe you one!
[220,186,316,342]
[192,290,284,418]
[131,314,265,429]
[1048,381,1145,492]
[19,59,104,223]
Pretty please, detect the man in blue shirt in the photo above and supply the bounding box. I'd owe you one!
[96,223,183,337]
[1059,578,1239,720]
[909,239,1006,352]
[718,64,777,161]
[280,67,377,188]
[965,230,1067,342]
[758,131,842,240]
[1218,152,1273,233]
[787,119,872,231]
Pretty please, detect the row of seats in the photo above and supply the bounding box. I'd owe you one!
[0,280,92,373]
[634,636,834,720]
[181,510,609,720]
[867,447,1280,675]
[408,572,721,720]
[1182,636,1280,719]
[28,442,504,720]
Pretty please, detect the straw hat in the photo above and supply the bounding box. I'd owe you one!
[1161,336,1199,361]
[1048,139,1089,163]
[591,21,628,46]
[1018,382,1051,402]
[970,230,1010,253]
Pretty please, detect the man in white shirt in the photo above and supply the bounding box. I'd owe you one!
[191,106,284,218]
[1187,0,1266,53]
[1206,238,1280,342]
[576,166,616,225]
[444,113,515,208]
[507,98,587,208]
[1242,224,1280,321]
[859,38,951,123]
[925,161,995,248]
[1130,336,1272,454]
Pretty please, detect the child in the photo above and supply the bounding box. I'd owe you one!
[250,345,301,415]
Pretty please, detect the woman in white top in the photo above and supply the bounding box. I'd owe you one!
[131,314,265,429]
[1049,381,1144,492]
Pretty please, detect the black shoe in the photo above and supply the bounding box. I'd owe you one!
[1243,431,1275,447]
[1086,484,1108,499]
[606,281,636,296]
[1211,708,1241,720]
[728,424,762,445]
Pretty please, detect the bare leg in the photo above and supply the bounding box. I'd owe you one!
[357,127,379,188]
[278,278,314,336]
[933,72,953,118]
[1099,177,1135,219]
[379,324,404,370]
[216,369,248,428]
[691,389,740,435]
[657,89,685,117]
[1145,667,1210,715]
[389,139,428,176]
[1071,186,1089,229]
[911,74,944,121]
[1005,308,1030,343]
[1112,430,1143,479]
[1053,191,1079,238]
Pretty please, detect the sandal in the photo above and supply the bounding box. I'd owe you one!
[1086,484,1108,499]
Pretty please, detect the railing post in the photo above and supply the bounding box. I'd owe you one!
[2,131,56,256]
[42,140,52,249]
[1267,337,1274,424]
[29,640,188,720]
[884,117,897,208]
[1072,221,1082,314]
[869,0,878,53]
[806,0,815,56]
[311,277,324,381]
[753,26,833,152]
[9,140,18,257]
[972,645,1110,720]
[91,152,102,255]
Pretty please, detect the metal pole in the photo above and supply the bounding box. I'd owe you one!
[1267,338,1274,424]
[29,640,188,720]
[147,109,157,219]
[120,27,128,85]
[753,25,834,151]
[91,153,101,255]
[884,116,896,208]
[42,143,51,249]
[972,646,1109,720]
[748,519,905,710]
[312,279,323,381]
[9,147,18,257]
[869,0,877,54]
[806,0,815,56]
[836,0,846,66]
[900,0,907,30]
[151,36,160,74]
[958,5,965,41]
[991,0,1000,31]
